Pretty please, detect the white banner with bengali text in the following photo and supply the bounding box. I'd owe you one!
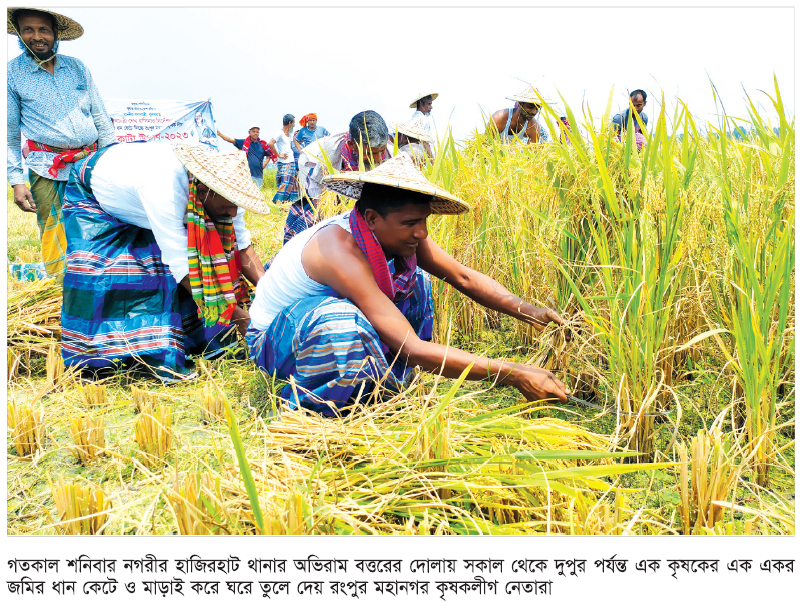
[104,98,219,151]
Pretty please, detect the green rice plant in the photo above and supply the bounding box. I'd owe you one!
[705,77,794,487]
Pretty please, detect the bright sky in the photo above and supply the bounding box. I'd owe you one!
[6,3,794,151]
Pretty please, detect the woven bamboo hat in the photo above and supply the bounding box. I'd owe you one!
[173,144,269,215]
[506,85,556,106]
[409,92,439,109]
[7,7,84,41]
[392,117,433,143]
[323,153,469,215]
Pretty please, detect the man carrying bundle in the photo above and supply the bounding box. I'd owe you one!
[7,7,115,282]
[289,110,390,244]
[489,85,550,144]
[217,126,275,189]
[60,143,268,382]
[247,153,570,416]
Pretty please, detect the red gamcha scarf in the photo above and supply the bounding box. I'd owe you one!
[348,207,417,303]
[242,137,276,162]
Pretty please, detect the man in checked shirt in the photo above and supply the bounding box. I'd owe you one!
[7,7,114,282]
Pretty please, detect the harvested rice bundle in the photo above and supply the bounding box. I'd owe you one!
[7,401,45,457]
[6,278,62,355]
[69,415,106,463]
[135,405,173,466]
[50,477,110,534]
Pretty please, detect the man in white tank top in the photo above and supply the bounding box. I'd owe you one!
[246,154,571,416]
[489,85,551,144]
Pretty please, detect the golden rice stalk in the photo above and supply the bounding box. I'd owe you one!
[77,383,108,407]
[260,489,308,535]
[200,385,225,424]
[7,348,20,383]
[131,386,159,414]
[169,471,227,535]
[50,477,110,535]
[134,404,173,466]
[46,343,63,387]
[7,402,45,457]
[676,429,739,535]
[68,415,106,463]
[6,278,63,356]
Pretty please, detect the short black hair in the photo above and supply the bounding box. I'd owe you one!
[630,89,647,101]
[11,9,58,34]
[283,113,295,126]
[355,182,431,219]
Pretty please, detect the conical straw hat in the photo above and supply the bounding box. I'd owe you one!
[323,153,468,215]
[506,85,556,106]
[173,144,269,215]
[392,117,433,143]
[7,7,84,41]
[409,92,439,109]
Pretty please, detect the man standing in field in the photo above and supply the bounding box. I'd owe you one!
[290,110,390,244]
[611,89,648,151]
[269,114,299,203]
[217,126,274,189]
[7,7,115,282]
[294,112,330,153]
[60,143,268,382]
[409,93,438,158]
[246,153,570,416]
[489,86,550,144]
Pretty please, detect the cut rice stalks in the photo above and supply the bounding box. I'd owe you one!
[134,404,173,466]
[7,401,45,457]
[50,477,110,534]
[68,414,106,464]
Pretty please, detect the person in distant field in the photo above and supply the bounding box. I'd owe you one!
[194,111,218,150]
[7,7,115,282]
[611,89,648,151]
[392,117,433,166]
[217,126,274,189]
[489,86,551,145]
[246,153,570,416]
[270,114,299,203]
[60,143,268,383]
[409,93,438,157]
[290,110,390,244]
[559,116,573,145]
[294,113,330,151]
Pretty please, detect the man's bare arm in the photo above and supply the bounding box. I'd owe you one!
[302,226,569,402]
[239,245,265,287]
[217,130,235,144]
[417,235,564,329]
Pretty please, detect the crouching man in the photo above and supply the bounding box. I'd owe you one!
[61,142,268,382]
[247,153,570,416]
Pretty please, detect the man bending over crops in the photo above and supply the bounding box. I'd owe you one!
[291,110,390,244]
[489,86,550,144]
[60,143,268,382]
[247,153,570,416]
[7,7,115,282]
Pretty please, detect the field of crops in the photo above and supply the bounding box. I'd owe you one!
[6,84,794,536]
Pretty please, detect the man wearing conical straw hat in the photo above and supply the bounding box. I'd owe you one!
[291,110,390,244]
[59,142,269,382]
[489,85,551,144]
[7,7,115,282]
[247,153,571,416]
[410,92,438,155]
[392,116,434,164]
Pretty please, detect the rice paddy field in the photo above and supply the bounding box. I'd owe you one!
[6,85,794,536]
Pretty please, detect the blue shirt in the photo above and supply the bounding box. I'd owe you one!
[611,108,648,132]
[7,52,115,184]
[295,125,330,149]
[234,138,273,178]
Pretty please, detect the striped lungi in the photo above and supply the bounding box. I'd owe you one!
[29,172,67,283]
[60,148,238,382]
[272,161,300,203]
[247,268,433,416]
[283,198,318,244]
